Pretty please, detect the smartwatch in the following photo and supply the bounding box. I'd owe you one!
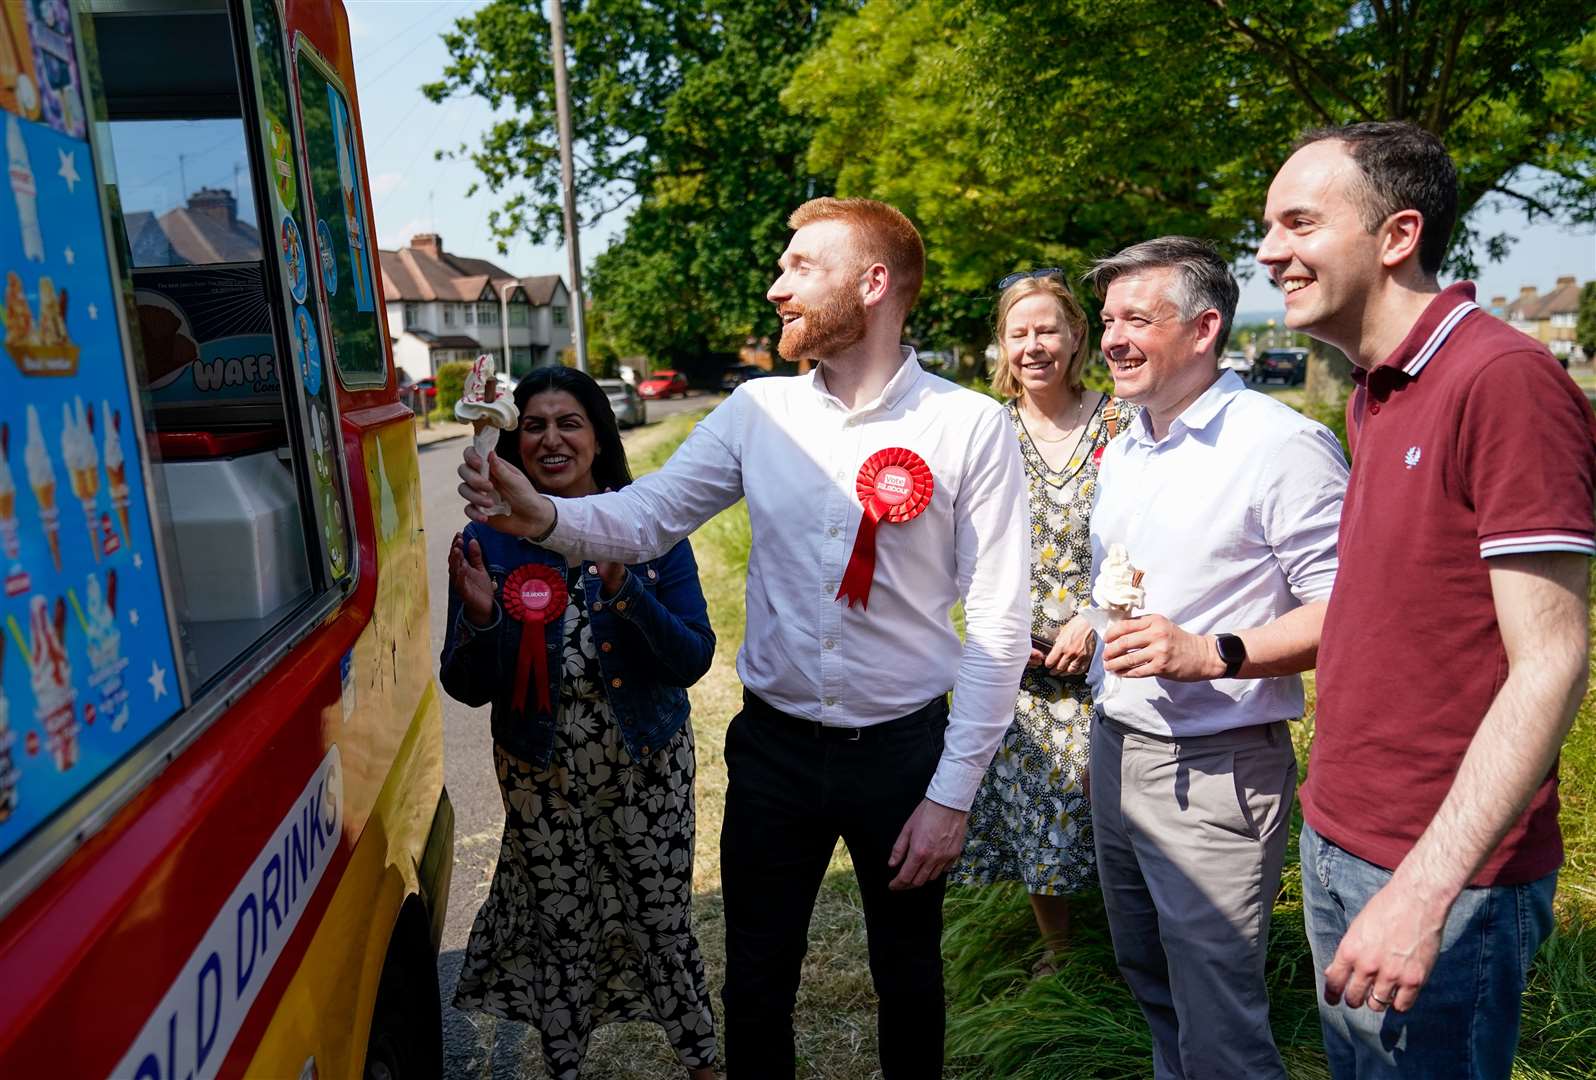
[1215,633,1247,679]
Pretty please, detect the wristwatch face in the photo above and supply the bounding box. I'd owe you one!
[1217,634,1246,666]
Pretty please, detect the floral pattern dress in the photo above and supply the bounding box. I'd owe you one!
[452,587,716,1078]
[952,395,1130,896]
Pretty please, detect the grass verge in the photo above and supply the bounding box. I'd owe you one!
[586,407,1596,1079]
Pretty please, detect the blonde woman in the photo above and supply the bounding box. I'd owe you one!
[951,270,1132,974]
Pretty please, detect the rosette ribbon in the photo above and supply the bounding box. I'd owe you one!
[836,447,933,610]
[501,564,568,713]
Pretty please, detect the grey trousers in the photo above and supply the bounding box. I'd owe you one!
[1091,714,1296,1080]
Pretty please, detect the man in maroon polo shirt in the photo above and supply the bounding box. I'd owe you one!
[1259,121,1595,1078]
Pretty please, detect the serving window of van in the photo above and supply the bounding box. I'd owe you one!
[92,0,353,693]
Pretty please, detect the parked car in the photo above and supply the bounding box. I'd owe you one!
[1252,348,1308,385]
[1220,350,1252,378]
[720,363,770,391]
[598,378,648,428]
[638,369,690,399]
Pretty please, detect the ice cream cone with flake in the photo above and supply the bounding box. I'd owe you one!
[24,404,59,571]
[29,594,77,771]
[0,420,18,561]
[61,397,100,562]
[103,401,131,548]
[454,354,519,517]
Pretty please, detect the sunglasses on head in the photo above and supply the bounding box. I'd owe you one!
[997,267,1066,290]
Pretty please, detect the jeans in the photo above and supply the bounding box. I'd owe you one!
[719,692,949,1080]
[1300,822,1557,1079]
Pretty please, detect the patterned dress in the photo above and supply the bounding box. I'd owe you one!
[452,588,716,1078]
[952,395,1128,896]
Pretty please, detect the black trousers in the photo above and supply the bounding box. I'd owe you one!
[720,691,950,1080]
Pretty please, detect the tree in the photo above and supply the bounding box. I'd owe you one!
[1578,281,1596,364]
[788,0,1596,383]
[425,1,843,368]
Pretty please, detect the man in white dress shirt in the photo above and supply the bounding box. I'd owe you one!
[457,198,1030,1078]
[1082,237,1348,1080]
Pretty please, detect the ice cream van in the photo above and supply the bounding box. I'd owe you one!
[0,2,452,1078]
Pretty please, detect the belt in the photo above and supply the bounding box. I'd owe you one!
[742,690,946,743]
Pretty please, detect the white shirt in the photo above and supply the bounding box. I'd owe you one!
[543,348,1031,810]
[1088,371,1348,737]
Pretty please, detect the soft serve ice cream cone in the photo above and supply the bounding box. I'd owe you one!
[24,404,59,570]
[102,401,130,548]
[0,420,17,561]
[1091,543,1146,623]
[85,571,128,732]
[61,397,100,561]
[454,354,519,517]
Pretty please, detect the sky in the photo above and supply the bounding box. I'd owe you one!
[346,0,1594,316]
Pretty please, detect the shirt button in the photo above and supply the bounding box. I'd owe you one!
[823,638,834,649]
[1369,402,1381,415]
[647,569,657,580]
[615,600,627,612]
[824,582,835,594]
[600,641,613,653]
[829,526,839,537]
[640,745,651,755]
[824,696,836,706]
[592,602,603,611]
[588,565,598,575]
[611,677,623,688]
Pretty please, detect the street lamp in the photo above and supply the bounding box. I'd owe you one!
[496,279,518,379]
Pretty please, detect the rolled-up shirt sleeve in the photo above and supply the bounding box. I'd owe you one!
[1258,425,1348,604]
[544,396,746,564]
[929,407,1032,811]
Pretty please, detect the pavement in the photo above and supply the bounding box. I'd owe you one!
[417,392,722,1077]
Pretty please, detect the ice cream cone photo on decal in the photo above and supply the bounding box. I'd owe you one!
[62,397,100,562]
[24,404,59,571]
[454,354,519,517]
[29,594,77,772]
[102,401,130,548]
[0,636,16,824]
[0,420,18,561]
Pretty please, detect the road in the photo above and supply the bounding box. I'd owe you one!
[417,391,720,1078]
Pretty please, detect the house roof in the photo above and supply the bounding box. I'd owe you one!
[125,189,263,266]
[379,234,566,306]
[1500,277,1583,321]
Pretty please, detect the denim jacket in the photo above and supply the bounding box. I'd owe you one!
[439,521,715,767]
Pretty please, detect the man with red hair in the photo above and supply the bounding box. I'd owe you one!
[458,197,1031,1077]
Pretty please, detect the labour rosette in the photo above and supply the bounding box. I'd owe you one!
[836,447,933,610]
[501,564,568,712]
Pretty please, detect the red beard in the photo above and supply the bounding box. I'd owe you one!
[777,286,867,361]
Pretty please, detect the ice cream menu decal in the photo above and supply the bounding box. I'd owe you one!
[0,4,181,862]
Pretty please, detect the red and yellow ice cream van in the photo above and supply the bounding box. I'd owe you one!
[0,2,451,1077]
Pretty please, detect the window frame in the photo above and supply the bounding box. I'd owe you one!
[0,0,360,922]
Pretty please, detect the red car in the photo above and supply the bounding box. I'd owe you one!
[637,369,690,399]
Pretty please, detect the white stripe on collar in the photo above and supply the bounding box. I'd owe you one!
[1402,300,1478,377]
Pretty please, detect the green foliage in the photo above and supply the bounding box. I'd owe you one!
[787,0,1596,356]
[1578,282,1596,362]
[433,359,473,417]
[428,1,844,365]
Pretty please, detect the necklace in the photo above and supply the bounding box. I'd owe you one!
[1022,393,1088,442]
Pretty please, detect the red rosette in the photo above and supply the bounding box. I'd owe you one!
[501,564,568,712]
[836,447,934,609]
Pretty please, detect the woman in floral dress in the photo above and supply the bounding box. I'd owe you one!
[952,272,1132,974]
[441,366,717,1080]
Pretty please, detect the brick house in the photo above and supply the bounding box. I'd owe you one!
[1489,275,1586,363]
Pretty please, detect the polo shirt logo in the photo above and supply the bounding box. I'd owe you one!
[1404,446,1422,469]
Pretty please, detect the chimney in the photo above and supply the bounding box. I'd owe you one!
[187,186,236,227]
[1556,275,1577,289]
[1517,286,1539,306]
[1490,296,1507,310]
[411,233,442,256]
